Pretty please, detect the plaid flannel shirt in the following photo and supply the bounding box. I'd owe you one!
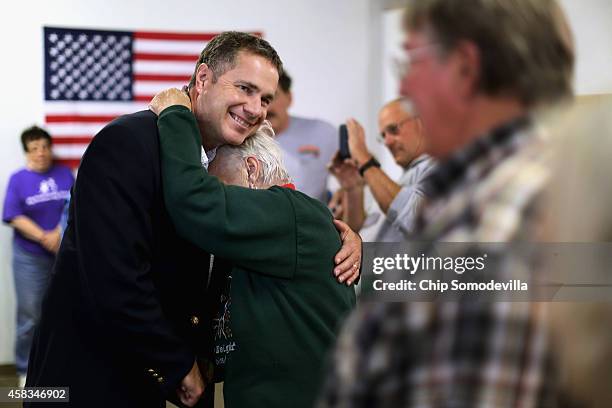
[319,116,557,408]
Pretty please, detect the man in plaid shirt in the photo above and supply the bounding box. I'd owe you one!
[319,0,575,407]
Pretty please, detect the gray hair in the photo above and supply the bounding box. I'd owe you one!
[383,97,418,117]
[404,0,575,107]
[217,121,291,186]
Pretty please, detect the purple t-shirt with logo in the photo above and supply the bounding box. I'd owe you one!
[2,164,74,256]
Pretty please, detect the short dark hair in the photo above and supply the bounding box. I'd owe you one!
[278,71,292,93]
[188,31,283,89]
[21,126,52,152]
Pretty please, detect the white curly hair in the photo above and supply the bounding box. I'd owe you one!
[216,120,291,186]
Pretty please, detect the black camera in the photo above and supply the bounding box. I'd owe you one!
[339,124,350,159]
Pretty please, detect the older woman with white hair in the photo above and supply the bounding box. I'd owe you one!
[207,120,293,190]
[150,90,357,408]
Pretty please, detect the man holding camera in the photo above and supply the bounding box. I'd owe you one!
[329,98,435,241]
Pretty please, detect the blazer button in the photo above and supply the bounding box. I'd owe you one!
[190,316,200,326]
[152,373,159,378]
[157,376,165,384]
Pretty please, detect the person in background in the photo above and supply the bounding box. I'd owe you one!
[2,125,74,387]
[266,71,337,202]
[319,0,574,406]
[329,98,435,241]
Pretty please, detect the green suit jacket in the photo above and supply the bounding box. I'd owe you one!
[158,106,356,408]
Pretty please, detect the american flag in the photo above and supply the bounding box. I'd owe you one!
[43,26,261,168]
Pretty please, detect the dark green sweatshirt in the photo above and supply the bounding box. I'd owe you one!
[158,106,356,408]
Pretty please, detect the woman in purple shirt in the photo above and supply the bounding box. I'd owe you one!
[2,126,74,386]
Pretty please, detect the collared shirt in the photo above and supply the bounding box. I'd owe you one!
[201,146,217,170]
[318,115,557,408]
[417,115,549,242]
[373,154,436,242]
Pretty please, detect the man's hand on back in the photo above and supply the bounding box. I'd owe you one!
[332,220,362,286]
[149,88,192,116]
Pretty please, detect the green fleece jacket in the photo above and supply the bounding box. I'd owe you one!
[158,105,356,408]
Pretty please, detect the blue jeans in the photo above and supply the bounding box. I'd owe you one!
[12,243,54,375]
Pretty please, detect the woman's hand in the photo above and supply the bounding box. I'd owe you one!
[149,88,191,115]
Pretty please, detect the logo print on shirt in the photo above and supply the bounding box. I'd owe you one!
[297,145,321,158]
[39,178,58,194]
[26,177,69,206]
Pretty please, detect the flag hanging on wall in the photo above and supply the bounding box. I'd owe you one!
[43,26,261,168]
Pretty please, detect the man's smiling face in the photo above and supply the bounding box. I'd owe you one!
[192,50,279,148]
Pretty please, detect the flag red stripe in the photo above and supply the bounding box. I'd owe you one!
[55,158,82,168]
[134,31,217,41]
[134,53,198,62]
[134,74,191,82]
[46,115,118,123]
[134,95,155,102]
[52,137,93,144]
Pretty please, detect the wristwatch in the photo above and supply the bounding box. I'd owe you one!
[358,156,381,176]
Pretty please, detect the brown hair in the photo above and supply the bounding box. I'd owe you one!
[188,31,283,89]
[21,125,52,152]
[278,70,292,93]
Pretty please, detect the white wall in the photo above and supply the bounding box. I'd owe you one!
[559,0,612,95]
[0,0,377,364]
[377,0,612,180]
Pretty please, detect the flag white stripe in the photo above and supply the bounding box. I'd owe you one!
[44,101,147,115]
[46,123,111,136]
[133,60,195,75]
[133,39,206,55]
[134,80,187,95]
[53,145,89,157]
